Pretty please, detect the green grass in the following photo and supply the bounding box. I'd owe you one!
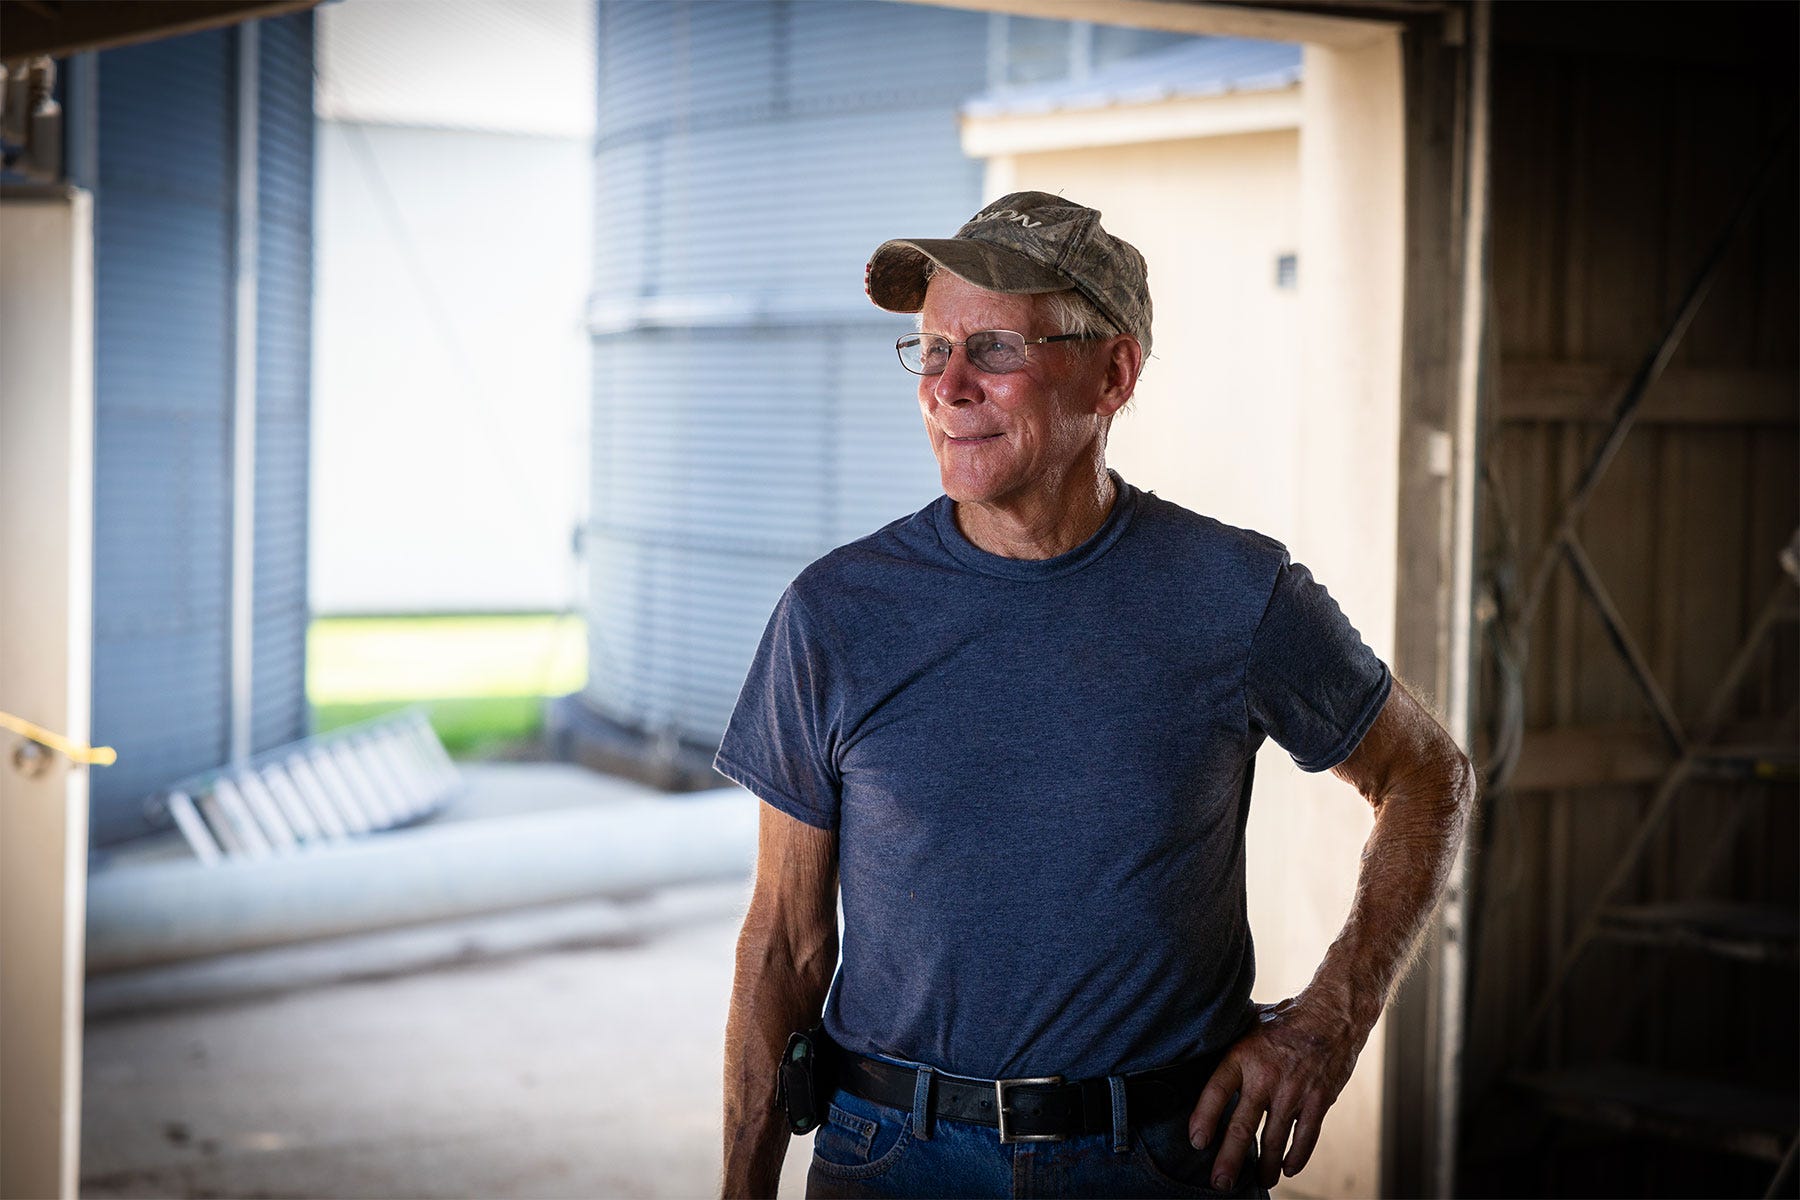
[310,695,549,759]
[307,613,585,758]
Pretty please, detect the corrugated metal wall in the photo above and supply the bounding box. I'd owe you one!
[252,14,315,753]
[89,14,314,844]
[584,1,1186,750]
[584,0,985,745]
[91,29,235,840]
[1465,6,1798,1195]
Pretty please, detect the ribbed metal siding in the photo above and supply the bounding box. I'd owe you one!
[252,11,314,754]
[587,0,985,744]
[90,20,314,844]
[91,31,235,842]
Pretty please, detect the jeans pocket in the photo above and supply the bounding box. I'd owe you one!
[809,1093,913,1181]
[813,1103,878,1165]
[1133,1115,1267,1197]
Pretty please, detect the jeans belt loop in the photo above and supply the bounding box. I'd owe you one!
[911,1064,935,1141]
[1108,1075,1130,1154]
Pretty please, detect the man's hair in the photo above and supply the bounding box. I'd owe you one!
[916,265,1123,345]
[1035,287,1121,343]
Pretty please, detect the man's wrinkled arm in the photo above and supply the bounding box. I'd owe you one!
[722,803,839,1199]
[1190,680,1475,1190]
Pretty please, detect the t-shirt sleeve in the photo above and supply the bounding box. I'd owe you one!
[713,586,842,830]
[1245,556,1392,773]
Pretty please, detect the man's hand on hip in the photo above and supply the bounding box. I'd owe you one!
[1186,681,1475,1193]
[1187,995,1370,1192]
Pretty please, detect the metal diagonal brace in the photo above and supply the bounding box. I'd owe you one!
[1504,573,1797,1063]
[1520,113,1798,627]
[1765,1136,1797,1200]
[1562,536,1689,756]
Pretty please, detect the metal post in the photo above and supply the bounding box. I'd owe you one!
[229,21,260,763]
[1436,3,1490,1194]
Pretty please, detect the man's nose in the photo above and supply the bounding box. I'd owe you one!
[931,348,979,405]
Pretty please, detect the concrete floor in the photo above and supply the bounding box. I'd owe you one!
[80,764,813,1199]
[81,882,814,1199]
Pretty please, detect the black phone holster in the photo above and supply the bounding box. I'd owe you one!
[776,1026,833,1134]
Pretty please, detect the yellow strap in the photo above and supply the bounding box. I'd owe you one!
[0,710,116,766]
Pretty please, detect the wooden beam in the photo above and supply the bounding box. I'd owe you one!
[1515,1064,1797,1164]
[1503,720,1798,791]
[1383,19,1467,1199]
[1507,724,1671,790]
[0,1,321,66]
[1499,361,1799,425]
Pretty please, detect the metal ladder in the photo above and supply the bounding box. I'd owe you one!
[147,709,462,866]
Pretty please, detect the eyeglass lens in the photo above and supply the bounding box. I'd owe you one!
[897,331,1030,375]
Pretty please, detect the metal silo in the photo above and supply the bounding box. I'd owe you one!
[574,0,981,775]
[86,14,315,842]
[572,1,1188,779]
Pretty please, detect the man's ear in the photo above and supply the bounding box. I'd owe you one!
[1094,334,1144,417]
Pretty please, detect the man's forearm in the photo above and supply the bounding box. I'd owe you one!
[1187,685,1476,1190]
[1310,709,1475,1034]
[722,809,839,1199]
[1310,690,1476,1036]
[721,927,834,1197]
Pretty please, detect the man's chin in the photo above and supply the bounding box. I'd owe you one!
[942,463,1030,502]
[937,473,990,506]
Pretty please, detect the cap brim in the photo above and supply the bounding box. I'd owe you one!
[866,238,1072,313]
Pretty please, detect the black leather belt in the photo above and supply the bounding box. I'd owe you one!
[829,1041,1221,1144]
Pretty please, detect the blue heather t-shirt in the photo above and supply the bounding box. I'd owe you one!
[715,472,1391,1081]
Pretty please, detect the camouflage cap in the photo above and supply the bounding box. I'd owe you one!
[865,190,1152,355]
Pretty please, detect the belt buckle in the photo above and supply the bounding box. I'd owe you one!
[995,1075,1065,1144]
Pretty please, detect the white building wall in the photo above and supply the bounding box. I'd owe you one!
[311,0,593,615]
[987,128,1303,538]
[311,121,590,613]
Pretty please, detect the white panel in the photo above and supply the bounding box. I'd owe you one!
[0,189,95,1200]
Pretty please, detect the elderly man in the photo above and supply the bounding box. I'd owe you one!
[717,192,1473,1199]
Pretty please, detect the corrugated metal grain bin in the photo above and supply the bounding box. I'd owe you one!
[578,0,984,755]
[88,14,314,844]
[573,1,1187,774]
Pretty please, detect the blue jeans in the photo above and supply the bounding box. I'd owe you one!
[804,1085,1273,1199]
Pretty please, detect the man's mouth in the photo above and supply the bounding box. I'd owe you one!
[946,433,1003,443]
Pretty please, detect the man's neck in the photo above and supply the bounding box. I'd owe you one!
[953,462,1117,561]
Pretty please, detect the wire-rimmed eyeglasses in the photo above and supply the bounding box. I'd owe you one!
[895,329,1099,376]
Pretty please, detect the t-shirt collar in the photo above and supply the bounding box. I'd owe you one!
[932,468,1140,580]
